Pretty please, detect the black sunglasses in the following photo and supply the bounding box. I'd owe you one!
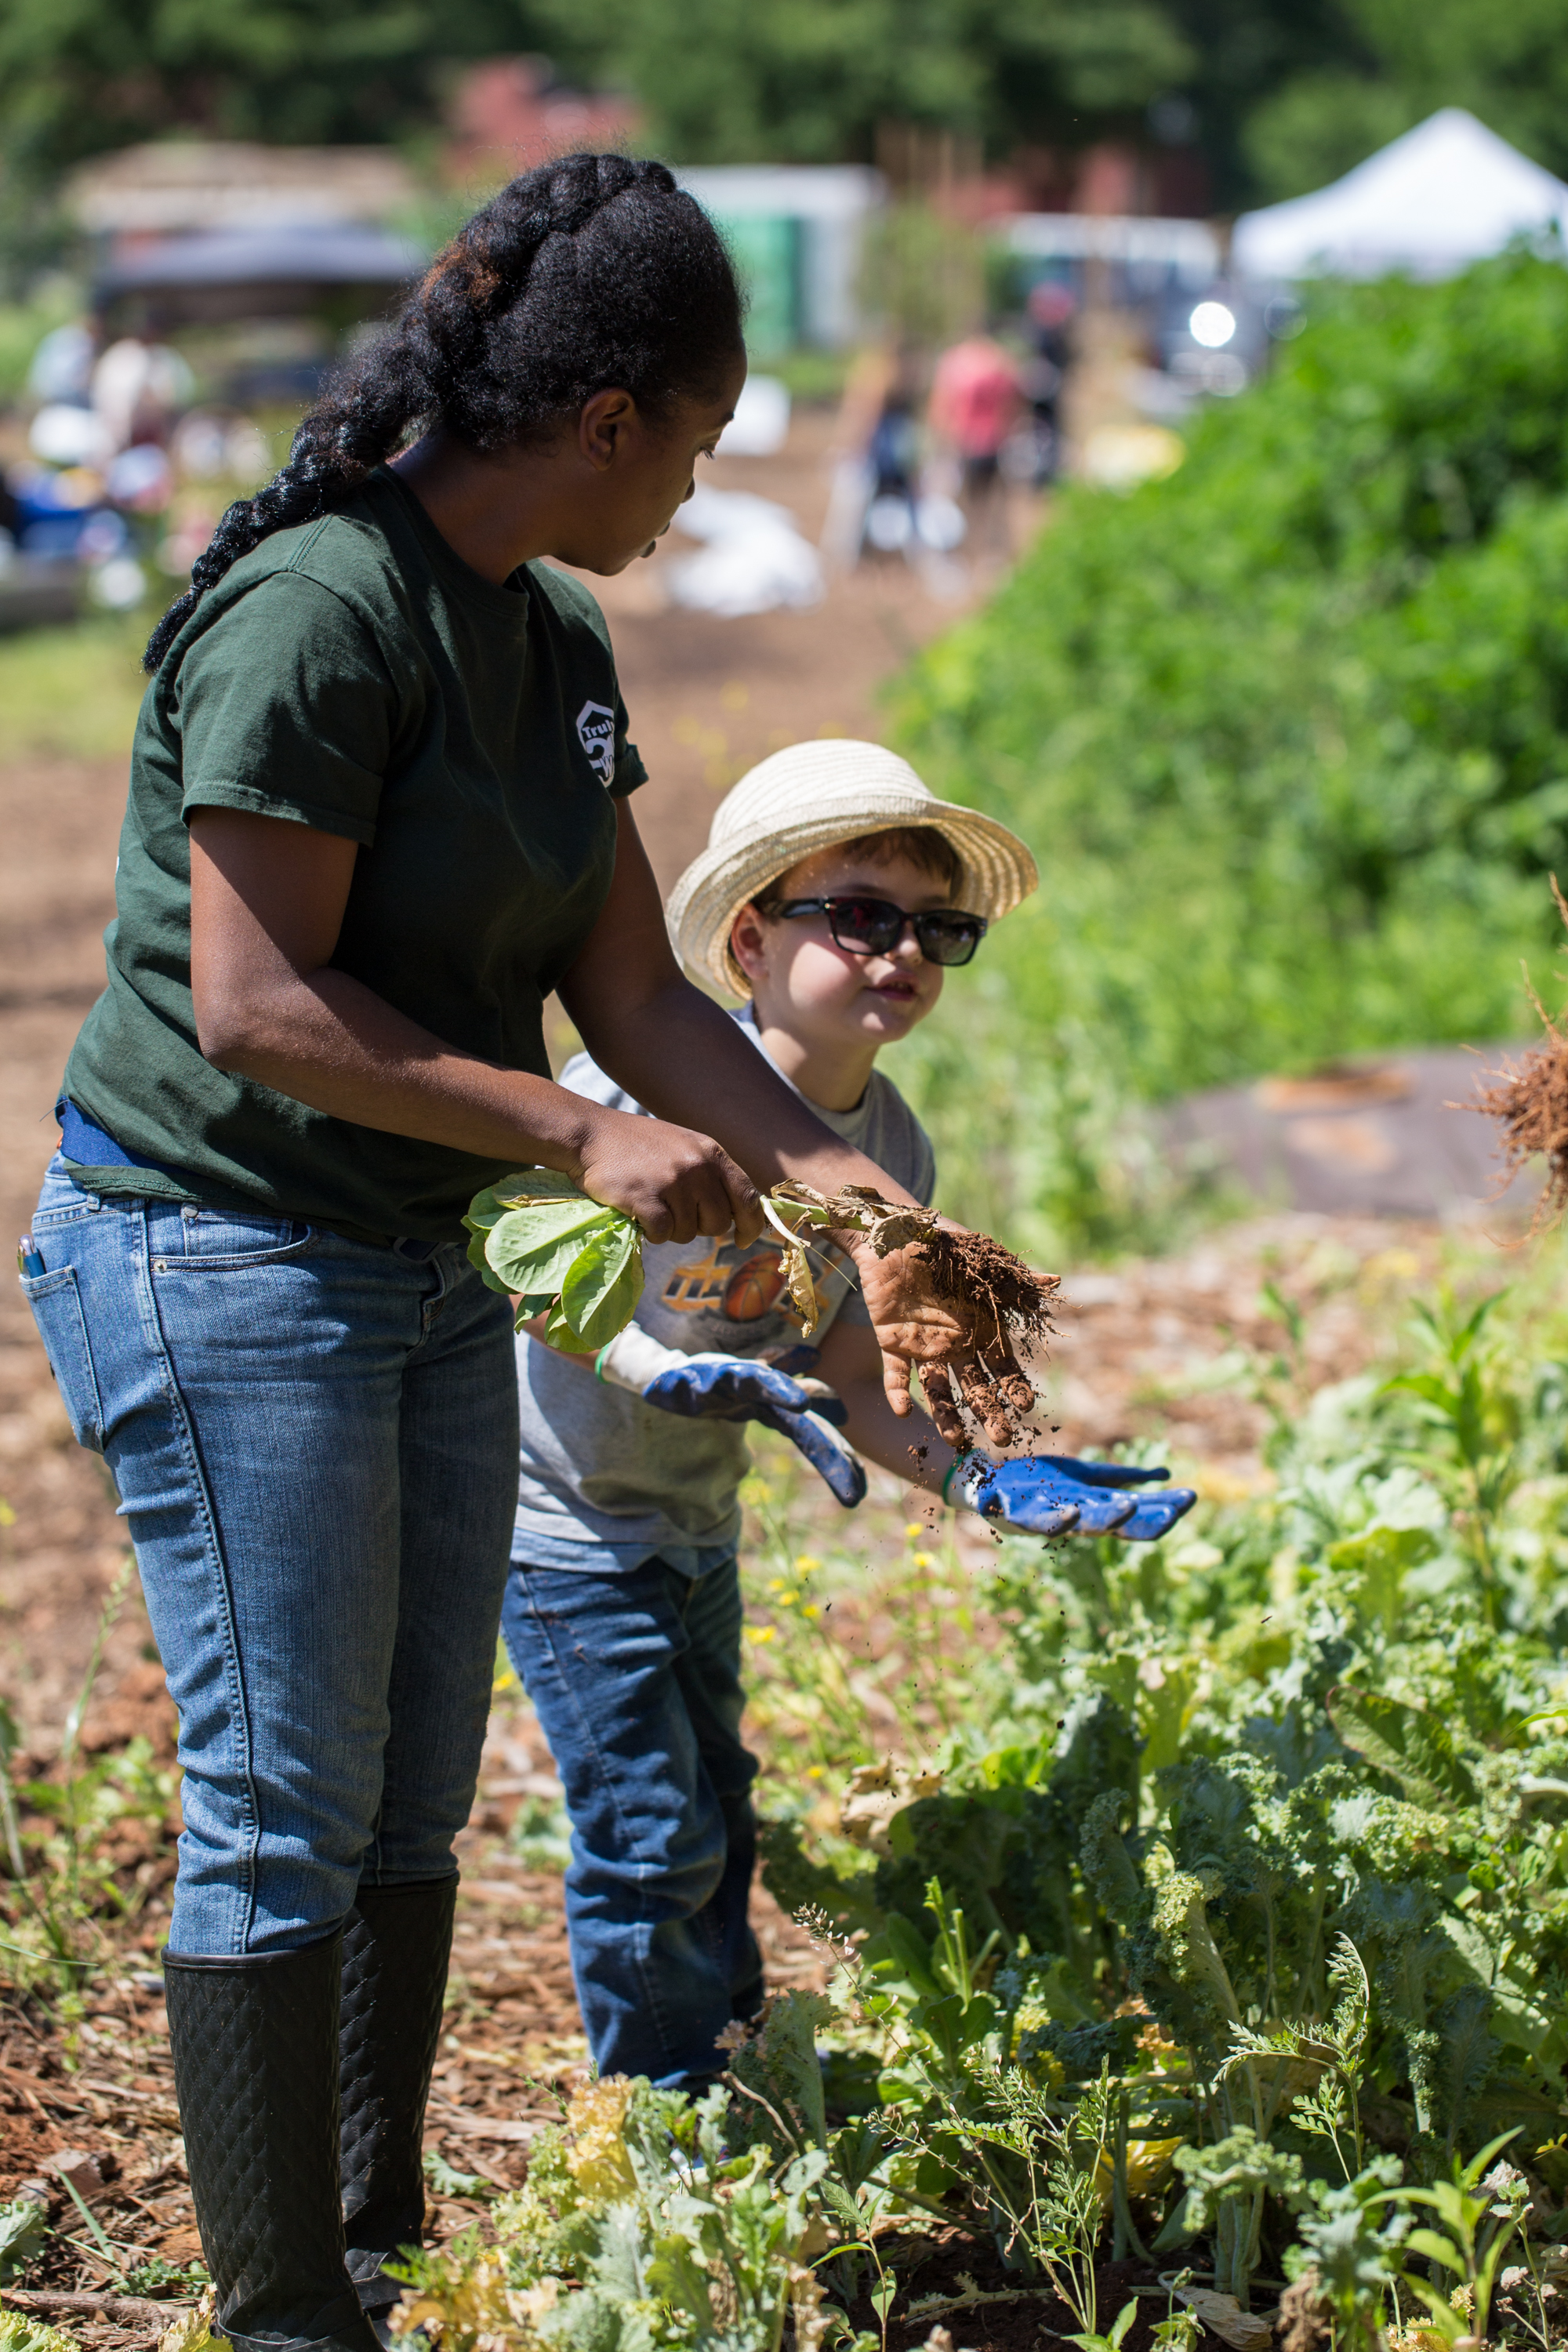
[765,894,988,967]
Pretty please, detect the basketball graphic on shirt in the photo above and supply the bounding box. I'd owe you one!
[723,1252,788,1322]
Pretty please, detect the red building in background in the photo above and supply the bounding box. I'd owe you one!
[443,58,641,186]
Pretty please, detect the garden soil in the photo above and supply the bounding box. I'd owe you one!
[0,410,1470,2347]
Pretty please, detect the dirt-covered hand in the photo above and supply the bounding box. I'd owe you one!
[575,1105,760,1247]
[848,1233,976,1430]
[846,1226,1050,1445]
[768,1185,1058,1446]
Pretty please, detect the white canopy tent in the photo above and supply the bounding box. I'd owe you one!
[1232,107,1568,281]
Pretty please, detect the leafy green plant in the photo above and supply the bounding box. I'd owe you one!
[390,2074,864,2352]
[422,2151,501,2204]
[0,2313,83,2352]
[372,1267,1568,2350]
[1222,1934,1372,2185]
[1383,1293,1522,1624]
[465,1174,644,1353]
[120,2255,211,2296]
[1281,2155,1410,2352]
[1393,2133,1528,2350]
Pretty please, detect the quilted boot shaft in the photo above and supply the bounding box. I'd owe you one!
[165,1939,378,2352]
[339,1877,457,2313]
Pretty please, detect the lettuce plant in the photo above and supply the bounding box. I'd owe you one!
[465,1173,644,1353]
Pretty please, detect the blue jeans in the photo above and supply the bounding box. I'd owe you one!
[502,1559,763,2090]
[21,1156,518,1956]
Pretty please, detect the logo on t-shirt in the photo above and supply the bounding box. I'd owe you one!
[575,700,617,784]
[660,1239,826,1329]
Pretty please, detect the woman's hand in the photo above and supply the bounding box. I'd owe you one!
[848,1233,975,1431]
[848,1221,1040,1447]
[573,1104,761,1246]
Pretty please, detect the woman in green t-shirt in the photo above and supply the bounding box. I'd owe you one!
[20,155,977,2352]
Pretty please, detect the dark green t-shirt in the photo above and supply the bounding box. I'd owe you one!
[64,466,646,1243]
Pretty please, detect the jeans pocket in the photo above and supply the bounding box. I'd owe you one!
[21,1265,105,1454]
[158,1207,313,1270]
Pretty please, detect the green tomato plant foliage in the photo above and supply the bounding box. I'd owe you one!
[464,1172,644,1356]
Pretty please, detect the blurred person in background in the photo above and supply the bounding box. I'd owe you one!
[928,330,1022,558]
[858,340,924,561]
[26,314,101,408]
[92,324,194,452]
[1021,278,1076,485]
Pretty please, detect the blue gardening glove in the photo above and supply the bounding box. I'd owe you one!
[1115,1488,1200,1539]
[946,1455,1198,1540]
[1037,1453,1199,1541]
[597,1326,866,1508]
[1037,1454,1169,1488]
[946,1454,1133,1536]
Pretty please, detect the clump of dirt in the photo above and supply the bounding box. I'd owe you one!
[916,1225,1058,1447]
[770,1182,1058,1447]
[1469,877,1568,1233]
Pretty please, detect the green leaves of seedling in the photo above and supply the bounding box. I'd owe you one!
[464,1172,644,1353]
[0,2197,46,2285]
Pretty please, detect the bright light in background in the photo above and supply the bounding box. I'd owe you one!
[1189,300,1237,349]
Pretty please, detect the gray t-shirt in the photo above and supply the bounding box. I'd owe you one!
[512,1010,936,1570]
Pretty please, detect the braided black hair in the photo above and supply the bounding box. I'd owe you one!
[143,153,744,670]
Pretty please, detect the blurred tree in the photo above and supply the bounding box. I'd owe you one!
[0,0,550,176]
[1161,0,1362,209]
[535,0,1193,167]
[3,0,1563,247]
[1236,0,1568,198]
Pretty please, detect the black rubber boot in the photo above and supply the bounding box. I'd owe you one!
[165,1938,378,2352]
[339,1878,457,2325]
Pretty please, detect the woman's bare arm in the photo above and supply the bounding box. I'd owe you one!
[187,806,759,1245]
[814,1316,955,1493]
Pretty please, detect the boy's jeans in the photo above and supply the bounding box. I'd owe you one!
[502,1559,764,2090]
[21,1156,517,1955]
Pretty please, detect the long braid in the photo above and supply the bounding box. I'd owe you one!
[143,154,742,673]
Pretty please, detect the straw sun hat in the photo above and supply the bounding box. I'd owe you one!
[667,739,1039,997]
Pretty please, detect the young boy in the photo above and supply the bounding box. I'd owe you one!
[503,740,1193,2089]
